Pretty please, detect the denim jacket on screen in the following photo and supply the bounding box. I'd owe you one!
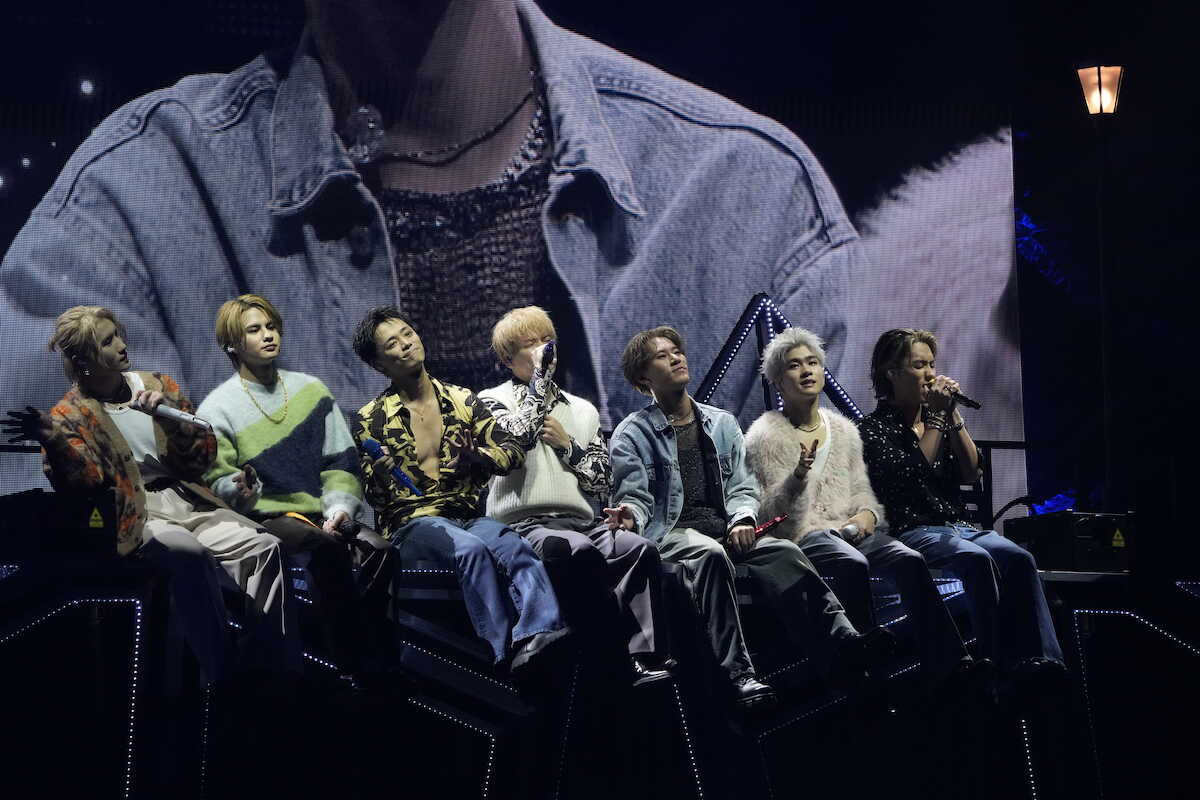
[1,0,862,428]
[609,399,759,543]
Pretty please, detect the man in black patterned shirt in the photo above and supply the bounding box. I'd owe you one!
[480,307,670,685]
[858,328,1063,683]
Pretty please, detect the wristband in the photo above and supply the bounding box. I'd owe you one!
[925,410,950,432]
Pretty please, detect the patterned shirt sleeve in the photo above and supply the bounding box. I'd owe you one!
[466,392,525,476]
[560,427,611,499]
[479,378,548,450]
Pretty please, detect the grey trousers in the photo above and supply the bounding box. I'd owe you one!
[657,528,755,681]
[800,529,967,680]
[657,528,861,680]
[733,534,858,675]
[514,516,661,656]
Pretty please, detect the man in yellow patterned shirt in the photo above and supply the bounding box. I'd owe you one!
[352,306,568,670]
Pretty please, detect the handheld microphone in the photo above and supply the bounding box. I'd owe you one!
[540,340,556,372]
[754,514,789,539]
[950,391,981,410]
[361,437,424,496]
[136,403,212,431]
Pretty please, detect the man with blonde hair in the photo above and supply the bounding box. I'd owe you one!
[4,305,296,680]
[480,307,670,685]
[198,294,389,678]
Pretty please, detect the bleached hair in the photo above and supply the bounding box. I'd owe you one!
[760,327,826,384]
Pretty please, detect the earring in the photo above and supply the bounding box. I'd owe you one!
[225,346,236,354]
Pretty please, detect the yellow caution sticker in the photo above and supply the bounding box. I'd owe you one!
[1111,530,1125,548]
[89,508,104,528]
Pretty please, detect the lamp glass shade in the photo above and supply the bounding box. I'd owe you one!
[1077,65,1124,114]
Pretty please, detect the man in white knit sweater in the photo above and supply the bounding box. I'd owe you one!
[480,307,670,686]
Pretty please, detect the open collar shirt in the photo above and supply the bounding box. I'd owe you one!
[354,377,524,534]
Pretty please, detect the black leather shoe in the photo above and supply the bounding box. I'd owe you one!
[732,674,777,711]
[630,656,673,687]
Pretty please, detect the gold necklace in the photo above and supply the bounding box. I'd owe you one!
[241,374,288,424]
[791,413,822,432]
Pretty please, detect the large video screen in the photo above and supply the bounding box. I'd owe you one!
[0,0,1023,514]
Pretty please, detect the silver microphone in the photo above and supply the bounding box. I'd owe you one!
[138,404,213,431]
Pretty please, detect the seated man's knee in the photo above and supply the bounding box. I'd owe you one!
[952,547,995,579]
[892,545,928,576]
[994,540,1038,573]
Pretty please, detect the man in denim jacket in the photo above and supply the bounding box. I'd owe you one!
[0,0,860,433]
[609,327,892,706]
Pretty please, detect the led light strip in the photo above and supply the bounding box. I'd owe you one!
[759,693,847,740]
[697,294,864,419]
[552,662,582,800]
[672,682,705,799]
[1071,611,1104,800]
[407,696,497,800]
[0,597,144,799]
[200,686,212,797]
[398,638,512,690]
[1020,718,1039,800]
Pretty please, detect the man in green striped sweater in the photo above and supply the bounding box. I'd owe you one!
[198,294,388,677]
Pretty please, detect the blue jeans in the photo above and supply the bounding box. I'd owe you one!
[897,525,1063,668]
[393,516,567,664]
[800,529,968,681]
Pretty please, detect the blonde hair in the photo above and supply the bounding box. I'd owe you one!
[215,294,284,364]
[48,305,125,381]
[491,306,556,363]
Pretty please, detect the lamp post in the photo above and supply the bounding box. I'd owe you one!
[1077,63,1123,510]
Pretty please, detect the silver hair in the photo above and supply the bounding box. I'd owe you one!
[760,327,826,384]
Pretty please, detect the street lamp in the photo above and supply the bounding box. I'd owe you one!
[1077,63,1123,509]
[1077,65,1124,115]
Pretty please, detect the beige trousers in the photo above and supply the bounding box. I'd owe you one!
[145,488,298,671]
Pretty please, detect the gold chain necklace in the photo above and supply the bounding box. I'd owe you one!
[241,374,289,424]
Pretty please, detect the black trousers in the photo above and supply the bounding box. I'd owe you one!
[261,515,392,674]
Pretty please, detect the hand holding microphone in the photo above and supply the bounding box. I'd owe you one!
[131,390,213,431]
[361,437,424,496]
[925,376,981,413]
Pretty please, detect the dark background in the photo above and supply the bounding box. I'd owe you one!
[1,0,1195,582]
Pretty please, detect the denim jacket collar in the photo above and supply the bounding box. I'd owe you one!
[266,0,644,220]
[268,32,362,217]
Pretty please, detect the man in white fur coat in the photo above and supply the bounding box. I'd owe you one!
[745,327,972,685]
